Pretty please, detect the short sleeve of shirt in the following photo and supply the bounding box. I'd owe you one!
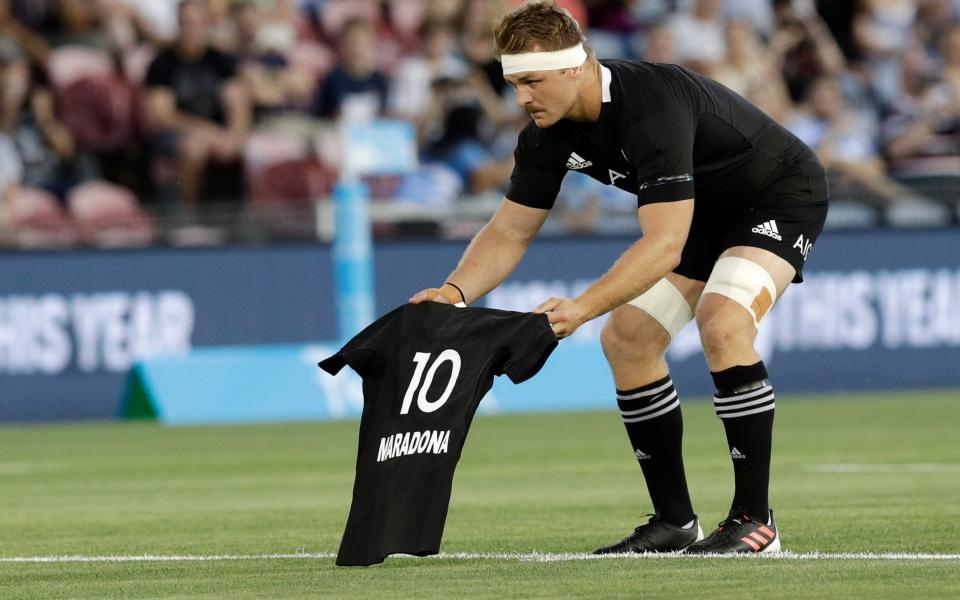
[498,314,558,384]
[209,49,237,79]
[623,105,696,206]
[144,49,174,88]
[318,306,404,377]
[505,125,566,209]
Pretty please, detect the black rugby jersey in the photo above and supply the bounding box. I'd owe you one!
[507,60,817,213]
[319,302,557,566]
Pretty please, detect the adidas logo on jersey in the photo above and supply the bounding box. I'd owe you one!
[752,220,782,241]
[565,152,592,170]
[635,449,651,461]
[730,447,746,460]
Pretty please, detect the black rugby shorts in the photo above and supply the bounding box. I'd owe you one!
[674,159,828,284]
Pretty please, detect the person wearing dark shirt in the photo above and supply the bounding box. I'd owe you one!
[143,0,251,210]
[311,16,387,120]
[412,1,828,555]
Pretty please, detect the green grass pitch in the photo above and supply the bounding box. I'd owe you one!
[1,390,958,599]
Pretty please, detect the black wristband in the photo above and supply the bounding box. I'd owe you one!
[443,282,466,304]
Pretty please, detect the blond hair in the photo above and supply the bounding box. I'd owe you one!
[493,1,589,56]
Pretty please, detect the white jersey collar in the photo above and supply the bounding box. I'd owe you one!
[601,64,612,103]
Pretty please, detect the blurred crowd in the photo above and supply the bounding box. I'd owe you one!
[1,0,960,248]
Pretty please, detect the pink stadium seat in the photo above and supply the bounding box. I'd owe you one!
[244,130,310,187]
[5,187,80,248]
[67,181,155,247]
[247,158,333,238]
[58,75,137,152]
[249,158,332,204]
[46,45,115,91]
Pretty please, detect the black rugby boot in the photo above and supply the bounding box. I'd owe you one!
[684,509,781,554]
[593,515,703,554]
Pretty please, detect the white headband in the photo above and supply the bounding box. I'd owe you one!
[500,43,587,75]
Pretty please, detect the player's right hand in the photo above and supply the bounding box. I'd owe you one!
[409,287,457,304]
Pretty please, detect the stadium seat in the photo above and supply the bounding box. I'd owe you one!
[66,181,155,247]
[4,187,80,248]
[46,45,115,91]
[247,158,333,239]
[249,158,333,204]
[58,76,137,153]
[822,199,879,229]
[244,131,311,176]
[884,198,952,228]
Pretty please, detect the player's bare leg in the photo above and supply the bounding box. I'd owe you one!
[594,274,705,553]
[686,246,795,554]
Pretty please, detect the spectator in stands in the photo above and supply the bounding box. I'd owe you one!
[389,18,468,131]
[231,0,312,120]
[667,0,726,73]
[883,27,960,176]
[786,74,918,208]
[584,0,636,59]
[711,20,771,101]
[456,0,517,118]
[0,45,83,198]
[723,0,774,38]
[0,0,50,68]
[853,0,917,106]
[142,0,252,211]
[99,0,177,51]
[311,16,387,121]
[423,0,467,25]
[421,77,513,195]
[770,0,847,103]
[640,22,677,64]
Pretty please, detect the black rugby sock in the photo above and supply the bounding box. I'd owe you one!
[616,376,695,527]
[711,362,775,521]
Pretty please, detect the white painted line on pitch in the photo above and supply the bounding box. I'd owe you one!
[2,551,958,564]
[0,553,336,564]
[810,463,960,473]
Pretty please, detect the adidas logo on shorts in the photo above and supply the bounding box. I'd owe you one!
[752,220,783,241]
[565,152,592,170]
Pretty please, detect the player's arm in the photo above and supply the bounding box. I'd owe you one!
[410,197,549,305]
[536,199,693,337]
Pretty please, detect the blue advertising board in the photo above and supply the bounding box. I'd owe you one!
[1,229,958,422]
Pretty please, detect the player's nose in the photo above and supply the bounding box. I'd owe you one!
[515,88,533,107]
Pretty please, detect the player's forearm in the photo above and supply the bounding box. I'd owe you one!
[575,236,682,320]
[445,223,530,304]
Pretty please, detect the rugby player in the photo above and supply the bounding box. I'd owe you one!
[411,0,827,554]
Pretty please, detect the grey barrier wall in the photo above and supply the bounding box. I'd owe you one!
[1,229,958,422]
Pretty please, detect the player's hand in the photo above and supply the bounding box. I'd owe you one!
[534,296,589,339]
[409,286,459,305]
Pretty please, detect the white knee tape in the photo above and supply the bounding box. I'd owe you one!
[627,278,693,339]
[702,257,778,326]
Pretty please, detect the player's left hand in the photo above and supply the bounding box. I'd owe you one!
[534,297,589,339]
